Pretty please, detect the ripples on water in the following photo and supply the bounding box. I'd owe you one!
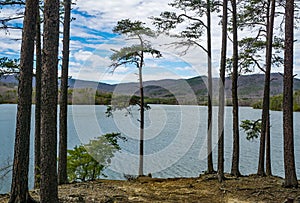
[0,104,299,193]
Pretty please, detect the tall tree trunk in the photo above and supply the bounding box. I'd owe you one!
[230,0,241,177]
[58,0,71,185]
[138,52,145,176]
[218,0,228,183]
[8,0,39,202]
[34,12,42,189]
[40,0,60,201]
[283,0,298,188]
[265,0,275,177]
[265,116,271,175]
[257,0,275,176]
[206,0,215,174]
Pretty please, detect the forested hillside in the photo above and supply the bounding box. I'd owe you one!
[1,73,300,106]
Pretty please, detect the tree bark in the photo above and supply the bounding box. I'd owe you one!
[34,12,42,189]
[257,0,275,176]
[265,0,275,176]
[9,0,39,202]
[230,0,241,177]
[218,0,228,183]
[265,116,271,175]
[283,0,298,188]
[58,0,71,185]
[40,0,60,201]
[206,0,215,174]
[138,54,145,177]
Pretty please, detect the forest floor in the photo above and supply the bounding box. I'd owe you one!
[1,173,300,203]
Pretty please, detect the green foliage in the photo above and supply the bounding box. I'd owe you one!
[67,133,126,182]
[144,97,178,105]
[252,100,262,109]
[237,0,268,30]
[109,18,162,125]
[226,36,284,75]
[110,44,161,70]
[240,119,262,140]
[67,145,102,182]
[113,19,156,37]
[230,0,284,75]
[294,103,300,111]
[0,89,18,104]
[86,133,126,164]
[110,19,162,71]
[251,90,300,112]
[151,11,181,32]
[294,90,300,111]
[94,91,112,105]
[269,94,283,111]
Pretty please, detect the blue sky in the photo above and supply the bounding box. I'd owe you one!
[0,0,299,84]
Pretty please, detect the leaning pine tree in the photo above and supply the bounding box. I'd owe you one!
[110,19,162,176]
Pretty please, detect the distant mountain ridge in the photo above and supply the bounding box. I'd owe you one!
[2,73,300,105]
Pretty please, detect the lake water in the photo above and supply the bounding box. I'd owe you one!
[0,104,299,193]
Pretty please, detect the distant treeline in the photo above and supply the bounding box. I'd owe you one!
[252,90,300,111]
[0,82,18,103]
[2,87,300,111]
[62,89,178,105]
[0,87,178,105]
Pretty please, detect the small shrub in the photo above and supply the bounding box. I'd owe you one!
[67,133,126,182]
[251,100,262,109]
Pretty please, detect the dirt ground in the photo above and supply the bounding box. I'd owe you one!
[1,174,300,203]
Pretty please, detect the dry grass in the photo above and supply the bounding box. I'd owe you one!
[1,174,300,203]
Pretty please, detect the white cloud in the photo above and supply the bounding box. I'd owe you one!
[175,66,194,71]
[2,0,300,83]
[114,66,130,73]
[73,50,93,61]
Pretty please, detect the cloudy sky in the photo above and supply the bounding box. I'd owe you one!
[0,1,299,84]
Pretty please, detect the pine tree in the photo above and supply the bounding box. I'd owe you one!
[8,0,39,201]
[110,19,162,176]
[58,0,72,185]
[40,0,60,201]
[217,0,228,183]
[230,0,241,177]
[34,10,42,189]
[152,0,220,173]
[283,0,298,188]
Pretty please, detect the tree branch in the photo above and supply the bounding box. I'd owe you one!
[177,13,208,29]
[250,56,265,73]
[0,0,25,5]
